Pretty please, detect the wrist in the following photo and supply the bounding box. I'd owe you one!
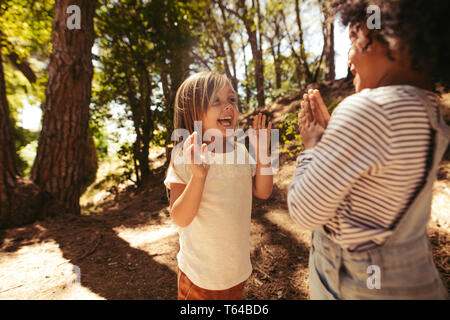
[303,138,319,150]
[256,161,272,168]
[256,150,271,164]
[191,174,207,182]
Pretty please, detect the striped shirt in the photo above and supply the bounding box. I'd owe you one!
[287,85,438,252]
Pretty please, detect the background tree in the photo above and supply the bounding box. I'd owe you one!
[95,0,201,187]
[0,0,53,175]
[1,0,338,228]
[30,0,97,215]
[216,0,265,109]
[319,0,335,81]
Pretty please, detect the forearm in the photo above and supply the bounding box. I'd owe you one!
[170,176,206,227]
[288,96,391,230]
[253,163,273,199]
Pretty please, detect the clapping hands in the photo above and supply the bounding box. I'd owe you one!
[298,89,330,149]
[183,132,210,179]
[249,113,272,165]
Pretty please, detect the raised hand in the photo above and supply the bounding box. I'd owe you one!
[298,114,325,150]
[183,131,210,179]
[301,89,330,129]
[298,89,329,149]
[249,113,272,165]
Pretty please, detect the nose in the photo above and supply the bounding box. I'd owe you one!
[348,47,356,69]
[224,102,233,110]
[348,47,355,63]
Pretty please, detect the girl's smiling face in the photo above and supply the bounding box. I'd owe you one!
[347,23,392,92]
[201,84,239,137]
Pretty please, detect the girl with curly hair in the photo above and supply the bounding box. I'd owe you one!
[288,0,449,299]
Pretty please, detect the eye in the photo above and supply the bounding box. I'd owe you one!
[229,97,236,103]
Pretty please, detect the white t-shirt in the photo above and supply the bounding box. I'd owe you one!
[164,142,256,290]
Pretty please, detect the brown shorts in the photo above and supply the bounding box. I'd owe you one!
[177,267,245,300]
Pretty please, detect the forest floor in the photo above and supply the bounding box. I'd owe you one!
[0,159,448,299]
[1,82,449,300]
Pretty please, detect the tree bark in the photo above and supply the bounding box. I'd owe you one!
[266,16,282,89]
[240,35,251,109]
[30,0,97,215]
[0,34,47,229]
[280,7,305,86]
[294,0,312,83]
[7,52,37,84]
[237,0,265,108]
[218,4,238,94]
[0,35,19,224]
[319,0,335,81]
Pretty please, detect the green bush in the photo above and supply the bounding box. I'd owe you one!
[277,99,339,158]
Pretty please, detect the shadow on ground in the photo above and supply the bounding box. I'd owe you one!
[0,173,177,300]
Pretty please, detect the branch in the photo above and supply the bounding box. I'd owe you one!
[7,52,37,84]
[191,51,212,70]
[213,0,241,18]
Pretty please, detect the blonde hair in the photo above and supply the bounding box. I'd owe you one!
[173,71,235,136]
[166,72,235,199]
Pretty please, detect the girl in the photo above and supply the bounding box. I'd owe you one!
[164,71,273,300]
[288,0,449,299]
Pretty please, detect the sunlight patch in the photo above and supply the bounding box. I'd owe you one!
[432,181,450,229]
[0,240,104,300]
[114,222,178,249]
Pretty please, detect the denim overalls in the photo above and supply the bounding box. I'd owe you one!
[309,87,450,300]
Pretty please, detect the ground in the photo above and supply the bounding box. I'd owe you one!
[0,158,448,299]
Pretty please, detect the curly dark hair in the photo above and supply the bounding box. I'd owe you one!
[330,0,450,90]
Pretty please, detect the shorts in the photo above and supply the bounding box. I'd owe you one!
[177,267,246,300]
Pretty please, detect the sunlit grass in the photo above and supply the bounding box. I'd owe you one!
[80,145,167,212]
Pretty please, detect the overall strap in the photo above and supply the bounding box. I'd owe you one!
[383,86,450,246]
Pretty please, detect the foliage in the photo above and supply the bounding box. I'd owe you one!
[2,0,336,180]
[0,0,53,176]
[278,98,339,158]
[93,0,204,183]
[278,111,303,158]
[117,141,136,184]
[0,0,52,108]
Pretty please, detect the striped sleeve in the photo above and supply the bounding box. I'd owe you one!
[287,94,392,230]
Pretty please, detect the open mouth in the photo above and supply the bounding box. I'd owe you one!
[217,115,234,128]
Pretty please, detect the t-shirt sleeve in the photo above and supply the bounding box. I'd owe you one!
[163,149,192,189]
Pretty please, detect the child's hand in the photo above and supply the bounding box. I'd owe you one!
[298,89,329,149]
[183,132,210,179]
[303,89,330,129]
[298,113,325,150]
[249,113,272,165]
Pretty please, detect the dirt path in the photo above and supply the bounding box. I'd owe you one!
[0,161,448,299]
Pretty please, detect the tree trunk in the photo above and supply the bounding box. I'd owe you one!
[125,64,154,188]
[0,35,19,225]
[294,0,312,83]
[30,0,96,215]
[0,34,47,229]
[320,0,335,81]
[280,7,305,87]
[238,0,265,108]
[268,36,281,89]
[274,20,282,89]
[240,36,251,109]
